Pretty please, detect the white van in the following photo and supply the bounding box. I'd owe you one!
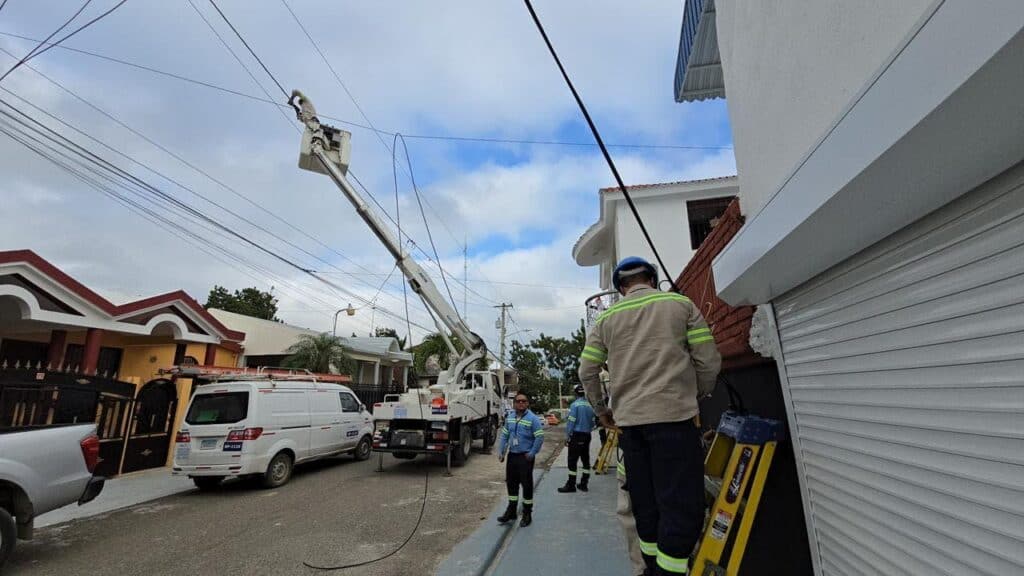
[172,379,374,489]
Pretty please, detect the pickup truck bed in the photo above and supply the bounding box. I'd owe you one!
[0,424,104,568]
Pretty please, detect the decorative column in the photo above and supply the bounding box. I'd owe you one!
[82,328,104,374]
[47,329,67,369]
[204,343,218,366]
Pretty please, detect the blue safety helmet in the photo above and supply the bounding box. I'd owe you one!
[612,256,658,292]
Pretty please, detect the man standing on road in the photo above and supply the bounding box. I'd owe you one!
[557,384,596,493]
[579,256,721,575]
[497,392,545,528]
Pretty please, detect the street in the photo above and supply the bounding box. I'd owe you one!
[6,432,563,576]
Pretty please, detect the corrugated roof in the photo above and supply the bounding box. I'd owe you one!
[674,0,725,103]
[340,337,413,363]
[598,175,736,193]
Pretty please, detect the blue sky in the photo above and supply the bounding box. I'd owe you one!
[0,0,735,349]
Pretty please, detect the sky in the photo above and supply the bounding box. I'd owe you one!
[0,0,734,354]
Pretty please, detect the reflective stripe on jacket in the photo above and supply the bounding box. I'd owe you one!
[578,286,721,427]
[565,398,596,437]
[498,409,545,457]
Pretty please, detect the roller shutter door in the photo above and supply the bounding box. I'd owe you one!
[773,164,1024,575]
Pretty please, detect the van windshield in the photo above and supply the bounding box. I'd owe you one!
[186,392,249,424]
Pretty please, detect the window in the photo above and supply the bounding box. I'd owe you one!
[186,392,249,424]
[687,196,735,249]
[339,392,360,413]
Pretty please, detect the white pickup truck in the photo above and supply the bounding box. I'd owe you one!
[0,424,105,568]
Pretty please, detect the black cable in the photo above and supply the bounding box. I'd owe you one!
[521,0,675,288]
[0,0,93,84]
[207,0,288,98]
[0,0,127,85]
[393,130,415,351]
[396,133,461,312]
[0,99,432,332]
[0,30,732,152]
[0,0,9,14]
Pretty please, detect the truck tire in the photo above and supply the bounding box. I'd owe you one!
[482,417,498,449]
[353,436,372,461]
[262,452,294,488]
[452,425,472,466]
[192,476,223,491]
[0,506,15,570]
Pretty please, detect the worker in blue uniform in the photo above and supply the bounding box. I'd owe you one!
[558,384,597,493]
[497,392,545,527]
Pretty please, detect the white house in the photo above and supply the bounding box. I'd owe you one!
[572,176,738,290]
[207,309,412,387]
[676,1,1024,574]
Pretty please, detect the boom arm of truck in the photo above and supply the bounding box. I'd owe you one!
[289,91,486,382]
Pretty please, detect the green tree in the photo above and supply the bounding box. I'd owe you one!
[204,285,279,321]
[374,326,407,349]
[528,320,587,407]
[509,340,558,413]
[282,333,354,375]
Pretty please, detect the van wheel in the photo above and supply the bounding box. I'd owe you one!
[452,426,472,466]
[262,452,294,488]
[1,506,15,569]
[192,476,223,491]
[354,436,372,461]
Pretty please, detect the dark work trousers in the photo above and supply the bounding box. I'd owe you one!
[505,453,535,507]
[621,420,704,574]
[567,432,592,480]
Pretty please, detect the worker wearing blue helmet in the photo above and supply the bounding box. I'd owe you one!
[579,256,721,576]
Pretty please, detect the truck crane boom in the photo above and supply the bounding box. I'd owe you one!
[289,90,510,473]
[289,90,484,365]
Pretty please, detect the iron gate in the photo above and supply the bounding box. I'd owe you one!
[121,379,178,473]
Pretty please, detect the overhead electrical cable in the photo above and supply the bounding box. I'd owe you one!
[0,0,127,84]
[522,0,674,286]
[0,0,93,84]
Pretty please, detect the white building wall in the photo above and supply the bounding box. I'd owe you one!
[714,0,936,218]
[613,194,692,282]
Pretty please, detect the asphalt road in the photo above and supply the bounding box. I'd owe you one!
[6,428,564,576]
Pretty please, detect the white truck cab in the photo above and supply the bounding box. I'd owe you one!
[173,379,373,489]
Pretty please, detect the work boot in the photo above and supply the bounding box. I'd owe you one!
[578,474,590,492]
[557,476,577,493]
[520,506,533,527]
[496,501,517,524]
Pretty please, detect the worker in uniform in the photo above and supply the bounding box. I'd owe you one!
[558,383,596,493]
[579,256,721,575]
[497,392,545,527]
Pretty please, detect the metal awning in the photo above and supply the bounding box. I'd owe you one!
[674,0,724,103]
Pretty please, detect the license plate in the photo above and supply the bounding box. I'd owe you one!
[200,438,217,450]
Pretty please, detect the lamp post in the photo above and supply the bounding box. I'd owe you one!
[332,304,356,337]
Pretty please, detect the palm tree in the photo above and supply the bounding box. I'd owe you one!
[282,333,353,375]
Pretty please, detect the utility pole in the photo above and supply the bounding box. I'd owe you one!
[494,303,513,364]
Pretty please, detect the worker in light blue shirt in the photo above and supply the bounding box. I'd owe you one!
[558,384,597,493]
[497,392,545,527]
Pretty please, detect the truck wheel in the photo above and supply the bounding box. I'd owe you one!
[192,476,224,491]
[0,506,15,569]
[452,426,472,466]
[262,452,294,488]
[483,418,498,449]
[353,436,372,461]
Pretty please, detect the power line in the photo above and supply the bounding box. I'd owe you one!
[0,30,733,152]
[185,0,294,132]
[206,0,287,98]
[0,0,127,84]
[522,0,674,287]
[0,0,93,84]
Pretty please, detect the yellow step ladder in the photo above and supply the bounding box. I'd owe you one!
[593,427,620,474]
[693,411,783,576]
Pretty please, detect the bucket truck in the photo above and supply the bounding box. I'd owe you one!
[290,91,514,472]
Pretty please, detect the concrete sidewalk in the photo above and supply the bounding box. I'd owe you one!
[36,467,194,528]
[437,437,631,576]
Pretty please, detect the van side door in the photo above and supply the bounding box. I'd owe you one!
[263,389,312,461]
[309,388,345,456]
